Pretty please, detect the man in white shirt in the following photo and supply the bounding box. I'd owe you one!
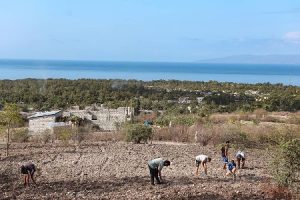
[195,154,211,176]
[236,151,246,169]
[148,158,170,185]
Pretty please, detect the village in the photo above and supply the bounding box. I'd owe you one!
[0,88,269,138]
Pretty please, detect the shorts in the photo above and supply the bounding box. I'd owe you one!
[195,160,200,167]
[222,156,228,163]
[227,167,235,172]
[21,166,28,174]
[236,155,245,161]
[21,166,35,175]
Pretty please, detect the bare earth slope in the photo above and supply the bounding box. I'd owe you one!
[0,142,273,199]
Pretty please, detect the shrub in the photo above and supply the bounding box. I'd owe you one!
[271,138,300,189]
[169,125,190,142]
[72,127,89,144]
[287,114,300,125]
[41,130,54,144]
[125,124,152,144]
[189,123,214,146]
[155,116,170,127]
[152,127,172,141]
[11,128,29,143]
[54,126,74,143]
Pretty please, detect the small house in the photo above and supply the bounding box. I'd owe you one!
[28,110,63,135]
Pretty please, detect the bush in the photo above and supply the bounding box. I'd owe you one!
[189,123,214,146]
[169,125,190,142]
[72,127,90,144]
[152,127,172,141]
[11,128,29,143]
[125,124,152,144]
[272,138,300,189]
[54,126,74,143]
[41,130,54,144]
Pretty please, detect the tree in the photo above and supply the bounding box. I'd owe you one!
[125,124,152,144]
[0,103,23,156]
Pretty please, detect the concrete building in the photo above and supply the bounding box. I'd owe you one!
[63,105,133,131]
[196,97,204,104]
[178,97,191,104]
[28,110,64,135]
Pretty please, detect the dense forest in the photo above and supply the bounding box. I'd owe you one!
[0,79,299,114]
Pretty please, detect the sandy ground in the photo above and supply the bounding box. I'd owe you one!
[0,142,279,199]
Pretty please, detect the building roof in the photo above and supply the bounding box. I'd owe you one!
[28,110,61,119]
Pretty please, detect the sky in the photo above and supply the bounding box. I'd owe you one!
[0,0,300,62]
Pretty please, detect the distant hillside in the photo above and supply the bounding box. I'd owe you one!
[199,55,300,65]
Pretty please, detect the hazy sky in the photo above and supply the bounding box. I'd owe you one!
[0,0,300,62]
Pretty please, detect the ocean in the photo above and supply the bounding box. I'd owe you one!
[0,59,300,86]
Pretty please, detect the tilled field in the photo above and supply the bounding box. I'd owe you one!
[0,142,276,199]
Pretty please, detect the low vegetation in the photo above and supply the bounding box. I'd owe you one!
[124,123,152,144]
[272,138,300,190]
[0,79,300,113]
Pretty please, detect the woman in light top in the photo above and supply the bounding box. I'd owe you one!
[236,150,246,169]
[195,154,211,176]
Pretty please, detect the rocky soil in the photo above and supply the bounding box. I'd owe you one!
[0,142,283,199]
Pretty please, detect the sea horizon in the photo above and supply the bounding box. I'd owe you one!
[1,59,300,86]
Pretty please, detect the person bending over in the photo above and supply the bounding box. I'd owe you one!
[148,158,170,185]
[226,159,237,180]
[20,161,36,187]
[236,150,246,169]
[195,154,211,176]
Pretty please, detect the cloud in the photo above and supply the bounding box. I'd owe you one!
[283,31,300,43]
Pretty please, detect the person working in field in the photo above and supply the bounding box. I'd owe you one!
[195,154,211,176]
[236,150,246,169]
[148,158,170,185]
[221,141,230,169]
[226,159,237,180]
[20,161,36,187]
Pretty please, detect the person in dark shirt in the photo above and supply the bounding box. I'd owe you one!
[221,141,230,169]
[20,161,36,187]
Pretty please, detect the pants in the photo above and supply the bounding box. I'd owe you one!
[148,165,160,185]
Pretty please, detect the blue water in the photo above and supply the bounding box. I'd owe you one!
[0,59,300,86]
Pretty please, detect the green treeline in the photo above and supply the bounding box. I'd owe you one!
[0,79,299,113]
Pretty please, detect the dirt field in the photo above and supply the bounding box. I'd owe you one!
[0,142,280,199]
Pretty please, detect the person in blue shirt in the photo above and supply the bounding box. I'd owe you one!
[226,159,237,179]
[148,158,170,185]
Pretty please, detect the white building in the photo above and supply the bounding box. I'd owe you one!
[196,97,204,104]
[63,105,134,131]
[28,110,64,135]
